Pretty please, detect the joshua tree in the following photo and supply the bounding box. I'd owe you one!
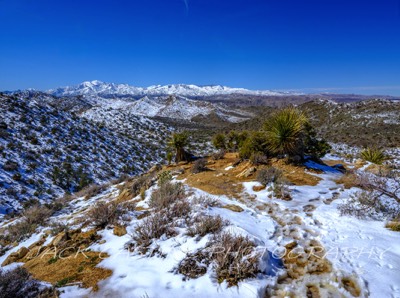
[168,132,190,162]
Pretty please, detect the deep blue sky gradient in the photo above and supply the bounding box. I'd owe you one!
[1,0,400,95]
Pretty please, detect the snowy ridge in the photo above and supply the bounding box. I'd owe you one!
[48,80,295,98]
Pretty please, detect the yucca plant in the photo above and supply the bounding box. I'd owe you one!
[168,132,190,162]
[361,147,386,165]
[263,107,308,157]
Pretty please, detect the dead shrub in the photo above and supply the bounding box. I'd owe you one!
[250,152,269,165]
[3,160,18,171]
[23,205,52,226]
[338,190,400,220]
[131,175,151,197]
[209,232,260,286]
[211,150,225,161]
[191,158,207,174]
[335,170,358,189]
[176,250,211,279]
[256,167,283,186]
[49,221,70,236]
[1,220,37,243]
[0,266,56,298]
[167,198,191,220]
[273,181,292,200]
[131,211,176,253]
[187,215,228,237]
[75,183,109,199]
[86,201,124,228]
[149,181,185,210]
[45,194,72,213]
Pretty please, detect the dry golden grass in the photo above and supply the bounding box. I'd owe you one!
[386,221,400,232]
[334,172,359,189]
[269,158,321,186]
[164,153,321,199]
[24,251,111,290]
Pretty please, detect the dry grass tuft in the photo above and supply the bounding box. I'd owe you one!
[148,181,185,210]
[187,215,228,237]
[210,232,260,286]
[86,201,125,228]
[131,211,176,253]
[176,250,211,279]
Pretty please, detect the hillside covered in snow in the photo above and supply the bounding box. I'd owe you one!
[0,93,173,213]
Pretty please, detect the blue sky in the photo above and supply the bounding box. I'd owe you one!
[1,0,400,95]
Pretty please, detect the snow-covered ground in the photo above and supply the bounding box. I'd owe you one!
[1,153,399,297]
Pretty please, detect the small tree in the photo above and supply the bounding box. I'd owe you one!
[168,132,190,163]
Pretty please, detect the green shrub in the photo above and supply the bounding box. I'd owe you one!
[226,131,248,152]
[303,122,331,159]
[361,147,386,165]
[238,132,268,159]
[212,133,227,150]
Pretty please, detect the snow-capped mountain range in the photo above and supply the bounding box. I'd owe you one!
[48,80,293,98]
[45,80,265,122]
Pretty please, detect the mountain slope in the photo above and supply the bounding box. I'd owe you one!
[0,93,171,213]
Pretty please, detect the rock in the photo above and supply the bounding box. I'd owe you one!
[222,204,244,212]
[50,231,67,247]
[252,185,266,192]
[332,164,346,173]
[15,246,29,259]
[237,166,256,178]
[1,254,18,266]
[232,158,242,167]
[285,241,298,250]
[1,246,29,266]
[113,226,127,237]
[28,238,46,249]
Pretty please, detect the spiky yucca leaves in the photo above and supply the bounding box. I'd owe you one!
[361,147,386,165]
[263,107,308,157]
[168,132,190,162]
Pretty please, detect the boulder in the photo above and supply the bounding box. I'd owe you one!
[1,246,29,266]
